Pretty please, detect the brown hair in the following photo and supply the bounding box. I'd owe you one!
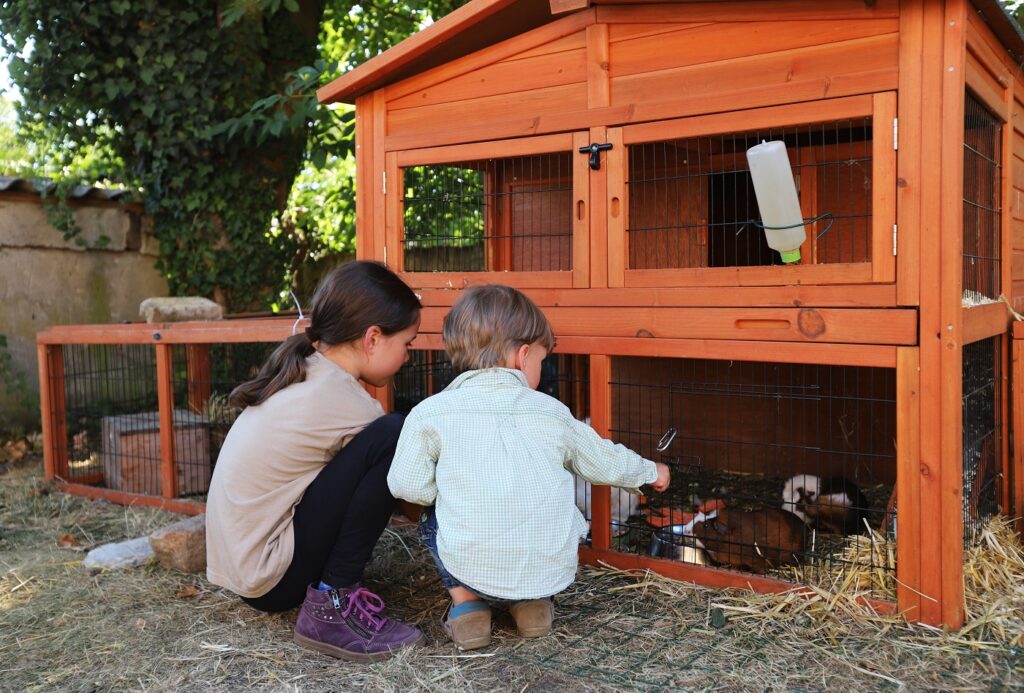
[443,284,555,374]
[229,261,421,408]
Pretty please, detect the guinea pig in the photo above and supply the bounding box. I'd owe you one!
[690,508,806,574]
[782,474,870,535]
[574,477,641,536]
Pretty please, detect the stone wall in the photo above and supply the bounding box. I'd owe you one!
[0,195,168,431]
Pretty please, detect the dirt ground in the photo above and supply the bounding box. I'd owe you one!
[1,458,1021,692]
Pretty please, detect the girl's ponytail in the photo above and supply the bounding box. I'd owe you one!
[228,261,420,408]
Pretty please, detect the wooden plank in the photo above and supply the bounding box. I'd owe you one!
[588,355,612,550]
[966,12,1013,91]
[56,482,206,516]
[578,546,899,615]
[185,344,212,415]
[372,91,388,262]
[608,19,899,80]
[401,270,576,290]
[622,95,873,145]
[937,0,967,630]
[606,127,626,288]
[385,151,401,271]
[624,262,875,288]
[387,47,587,110]
[551,0,589,14]
[355,95,376,260]
[1014,338,1024,535]
[395,133,575,167]
[592,0,899,24]
[380,11,594,104]
[999,335,1011,526]
[965,57,1007,121]
[587,23,610,109]
[47,345,68,479]
[415,306,916,344]
[896,346,922,621]
[963,303,1012,346]
[387,83,589,141]
[415,284,899,308]
[582,128,602,288]
[39,319,299,345]
[611,33,899,108]
[155,343,177,499]
[36,343,56,480]
[873,91,898,282]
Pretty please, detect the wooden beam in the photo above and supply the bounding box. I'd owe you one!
[55,482,206,516]
[155,344,177,499]
[896,346,922,621]
[185,344,211,415]
[962,302,1012,345]
[551,0,589,14]
[588,355,613,550]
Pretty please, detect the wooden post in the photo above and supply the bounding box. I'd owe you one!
[896,346,922,620]
[36,343,68,481]
[1013,334,1024,535]
[588,354,613,550]
[185,344,212,415]
[155,343,177,499]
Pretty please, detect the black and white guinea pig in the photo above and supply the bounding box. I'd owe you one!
[782,474,870,535]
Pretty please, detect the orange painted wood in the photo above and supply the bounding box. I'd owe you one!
[608,18,899,80]
[999,335,1011,526]
[873,91,898,282]
[624,263,874,288]
[896,347,922,621]
[1002,81,1014,307]
[965,58,1007,121]
[355,95,376,260]
[38,319,298,345]
[415,305,915,344]
[608,22,710,44]
[551,0,589,14]
[1014,337,1024,535]
[588,355,613,550]
[962,302,1012,345]
[385,151,401,271]
[582,128,603,288]
[395,133,575,168]
[623,98,874,147]
[592,0,899,23]
[44,345,69,480]
[937,0,968,630]
[155,343,177,499]
[586,23,610,109]
[387,47,587,110]
[578,546,899,615]
[611,33,898,109]
[185,344,212,415]
[387,83,588,140]
[402,271,576,290]
[606,127,626,288]
[36,343,56,480]
[372,91,388,263]
[414,284,899,308]
[967,9,1016,82]
[318,0,531,104]
[56,482,206,516]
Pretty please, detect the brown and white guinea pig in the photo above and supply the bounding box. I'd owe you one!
[574,477,641,537]
[782,474,870,536]
[689,508,806,575]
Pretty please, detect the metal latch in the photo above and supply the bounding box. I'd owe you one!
[579,142,613,170]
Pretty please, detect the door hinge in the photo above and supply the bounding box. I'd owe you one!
[382,171,387,195]
[893,117,898,151]
[892,223,898,256]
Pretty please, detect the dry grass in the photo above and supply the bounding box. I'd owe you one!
[1,458,1022,692]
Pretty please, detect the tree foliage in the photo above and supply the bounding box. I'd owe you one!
[0,0,464,311]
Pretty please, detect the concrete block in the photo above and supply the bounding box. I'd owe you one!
[140,297,223,323]
[149,514,206,574]
[83,536,155,574]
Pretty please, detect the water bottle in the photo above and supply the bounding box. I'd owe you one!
[746,140,806,264]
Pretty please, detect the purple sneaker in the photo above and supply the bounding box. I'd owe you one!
[294,584,424,661]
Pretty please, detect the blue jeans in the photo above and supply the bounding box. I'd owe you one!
[418,507,474,592]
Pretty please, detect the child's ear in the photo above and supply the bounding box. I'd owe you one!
[363,325,383,352]
[514,342,531,371]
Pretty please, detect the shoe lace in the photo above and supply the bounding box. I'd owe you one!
[339,587,386,632]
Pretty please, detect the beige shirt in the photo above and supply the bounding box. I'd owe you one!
[388,368,657,600]
[205,353,384,598]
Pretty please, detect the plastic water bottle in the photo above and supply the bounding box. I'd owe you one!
[746,140,806,264]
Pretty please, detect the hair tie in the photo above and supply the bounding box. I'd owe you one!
[304,326,319,342]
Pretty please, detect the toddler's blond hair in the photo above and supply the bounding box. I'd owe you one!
[443,285,555,373]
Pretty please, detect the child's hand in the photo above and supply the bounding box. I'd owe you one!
[650,462,671,492]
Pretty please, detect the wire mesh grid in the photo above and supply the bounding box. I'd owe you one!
[962,337,1001,546]
[50,341,274,498]
[962,91,1003,301]
[606,356,896,595]
[402,153,573,273]
[627,117,873,269]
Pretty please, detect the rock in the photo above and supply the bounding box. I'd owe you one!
[149,514,206,573]
[83,536,155,574]
[139,297,223,323]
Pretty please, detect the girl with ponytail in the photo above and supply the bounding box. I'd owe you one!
[205,261,424,662]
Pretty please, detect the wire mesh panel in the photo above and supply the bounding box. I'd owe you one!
[607,356,896,597]
[627,117,873,269]
[962,337,1001,545]
[402,153,573,273]
[962,91,1002,301]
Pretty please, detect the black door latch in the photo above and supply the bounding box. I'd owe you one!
[579,142,613,170]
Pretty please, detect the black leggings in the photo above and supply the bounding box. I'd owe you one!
[242,413,404,613]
